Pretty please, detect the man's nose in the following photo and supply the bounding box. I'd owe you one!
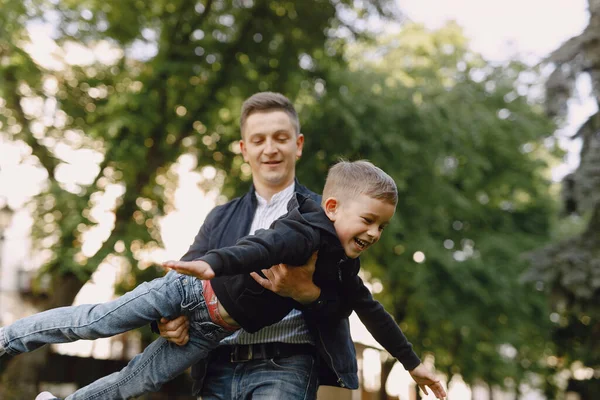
[264,138,277,154]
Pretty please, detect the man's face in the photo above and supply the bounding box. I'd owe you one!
[240,110,304,193]
[326,194,396,259]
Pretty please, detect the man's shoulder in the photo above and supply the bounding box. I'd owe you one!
[206,190,252,218]
[295,181,322,203]
[215,193,247,207]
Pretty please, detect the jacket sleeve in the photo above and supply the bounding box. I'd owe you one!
[345,274,421,371]
[200,210,321,276]
[299,287,344,319]
[300,259,348,320]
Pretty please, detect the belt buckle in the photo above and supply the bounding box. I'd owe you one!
[231,345,252,363]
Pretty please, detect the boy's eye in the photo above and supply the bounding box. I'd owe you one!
[362,217,372,224]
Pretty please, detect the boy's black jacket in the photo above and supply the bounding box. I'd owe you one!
[182,181,420,391]
[201,192,343,332]
[200,192,421,368]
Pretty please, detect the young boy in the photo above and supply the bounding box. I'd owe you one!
[1,160,447,400]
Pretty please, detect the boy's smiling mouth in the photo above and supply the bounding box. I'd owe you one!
[354,238,371,250]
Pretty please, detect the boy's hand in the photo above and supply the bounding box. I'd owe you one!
[163,260,215,280]
[409,363,447,399]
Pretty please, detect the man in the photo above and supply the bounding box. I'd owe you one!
[34,92,318,400]
[158,92,444,399]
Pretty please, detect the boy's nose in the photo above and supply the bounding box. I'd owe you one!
[367,229,380,241]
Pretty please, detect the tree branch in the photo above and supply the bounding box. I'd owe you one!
[3,67,60,180]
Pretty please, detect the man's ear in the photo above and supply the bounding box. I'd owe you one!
[295,133,304,160]
[324,197,339,221]
[240,140,248,162]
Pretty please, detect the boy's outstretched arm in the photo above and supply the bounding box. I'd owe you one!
[163,260,215,280]
[409,363,447,399]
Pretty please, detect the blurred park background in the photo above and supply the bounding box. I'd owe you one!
[0,0,598,399]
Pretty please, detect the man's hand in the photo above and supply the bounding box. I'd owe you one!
[163,260,215,280]
[157,316,190,346]
[409,363,447,399]
[250,251,320,304]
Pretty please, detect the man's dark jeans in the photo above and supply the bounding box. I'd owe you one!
[199,353,318,399]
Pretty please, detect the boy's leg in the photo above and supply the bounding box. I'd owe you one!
[64,295,231,400]
[0,271,186,356]
[65,335,226,400]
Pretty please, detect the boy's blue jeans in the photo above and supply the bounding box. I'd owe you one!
[0,271,231,399]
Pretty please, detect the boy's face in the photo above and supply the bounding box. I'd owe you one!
[325,194,396,259]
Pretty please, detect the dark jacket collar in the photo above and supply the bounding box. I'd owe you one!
[245,178,315,208]
[287,192,339,239]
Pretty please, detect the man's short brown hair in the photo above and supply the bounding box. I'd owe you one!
[322,160,398,206]
[240,92,300,137]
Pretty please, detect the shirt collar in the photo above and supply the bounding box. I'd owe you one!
[254,182,295,207]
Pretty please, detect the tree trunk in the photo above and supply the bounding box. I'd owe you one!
[488,382,494,400]
[379,358,396,400]
[0,347,51,400]
[415,385,422,400]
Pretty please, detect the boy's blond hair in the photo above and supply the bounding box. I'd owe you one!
[322,160,398,206]
[240,92,300,138]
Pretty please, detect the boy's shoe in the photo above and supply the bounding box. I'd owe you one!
[35,392,60,400]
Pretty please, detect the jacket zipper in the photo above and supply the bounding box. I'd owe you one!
[319,258,346,388]
[317,327,345,388]
[337,258,344,282]
[312,258,348,388]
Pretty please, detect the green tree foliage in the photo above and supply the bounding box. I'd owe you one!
[292,23,560,393]
[1,0,561,397]
[0,0,392,397]
[0,0,395,299]
[523,0,599,391]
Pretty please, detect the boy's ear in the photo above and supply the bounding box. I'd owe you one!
[324,197,339,221]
